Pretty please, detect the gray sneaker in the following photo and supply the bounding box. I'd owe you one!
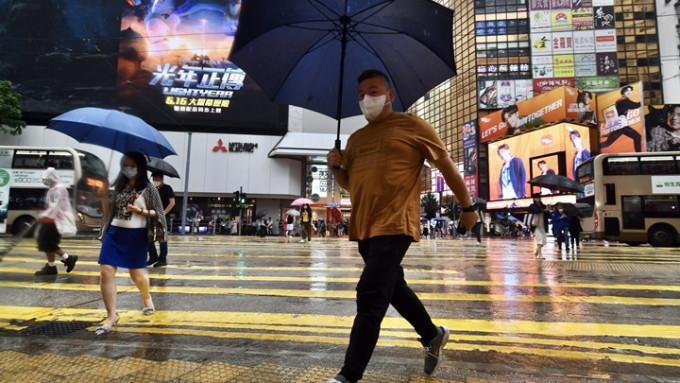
[423,325,449,375]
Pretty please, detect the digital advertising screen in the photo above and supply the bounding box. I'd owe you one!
[479,86,597,143]
[487,123,592,201]
[596,82,646,153]
[462,120,479,197]
[0,0,288,135]
[644,104,680,152]
[118,0,287,134]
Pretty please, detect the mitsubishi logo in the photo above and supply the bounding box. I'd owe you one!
[213,139,227,152]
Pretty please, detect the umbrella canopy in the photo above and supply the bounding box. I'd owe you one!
[563,202,592,217]
[286,209,301,216]
[229,0,456,145]
[291,197,314,206]
[147,156,180,178]
[529,174,582,194]
[255,209,269,219]
[48,107,177,158]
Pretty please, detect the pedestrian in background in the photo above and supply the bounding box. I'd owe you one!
[326,69,477,383]
[285,213,295,239]
[95,152,166,335]
[473,204,484,246]
[147,171,175,268]
[569,213,583,250]
[551,204,570,252]
[299,203,312,243]
[34,167,78,275]
[528,193,549,258]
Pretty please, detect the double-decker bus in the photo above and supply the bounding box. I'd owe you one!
[0,147,108,235]
[576,151,680,247]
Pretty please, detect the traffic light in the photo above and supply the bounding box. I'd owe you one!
[240,192,246,204]
[233,190,240,205]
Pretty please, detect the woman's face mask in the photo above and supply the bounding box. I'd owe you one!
[122,166,138,179]
[359,94,387,121]
[153,181,162,187]
[558,209,564,214]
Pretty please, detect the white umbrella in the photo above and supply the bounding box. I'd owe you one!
[286,209,300,216]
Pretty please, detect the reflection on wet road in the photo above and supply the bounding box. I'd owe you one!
[1,235,680,382]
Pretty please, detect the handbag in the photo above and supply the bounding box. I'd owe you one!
[147,214,166,242]
[530,213,540,227]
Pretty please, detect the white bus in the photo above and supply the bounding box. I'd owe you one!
[0,146,108,235]
[576,151,680,247]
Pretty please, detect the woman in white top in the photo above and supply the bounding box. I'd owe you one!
[95,152,166,335]
[527,193,549,258]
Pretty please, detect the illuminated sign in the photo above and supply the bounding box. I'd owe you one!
[595,82,645,153]
[487,123,592,201]
[479,86,596,142]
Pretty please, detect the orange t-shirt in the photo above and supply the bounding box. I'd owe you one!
[342,112,449,242]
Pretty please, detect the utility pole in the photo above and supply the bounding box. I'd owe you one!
[238,185,243,236]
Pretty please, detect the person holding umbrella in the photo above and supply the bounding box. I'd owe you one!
[147,171,175,268]
[95,152,166,335]
[326,69,477,383]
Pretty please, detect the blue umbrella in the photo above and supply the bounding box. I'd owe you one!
[229,0,455,148]
[47,107,177,158]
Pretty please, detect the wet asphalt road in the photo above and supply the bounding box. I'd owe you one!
[1,233,680,382]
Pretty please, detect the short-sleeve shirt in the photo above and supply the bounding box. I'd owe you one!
[157,184,175,211]
[341,112,449,242]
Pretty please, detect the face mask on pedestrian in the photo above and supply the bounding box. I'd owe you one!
[359,94,387,121]
[558,209,564,214]
[122,166,138,179]
[153,181,162,187]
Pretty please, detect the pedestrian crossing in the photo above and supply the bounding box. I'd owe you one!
[1,236,680,381]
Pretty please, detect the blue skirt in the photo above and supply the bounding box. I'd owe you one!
[99,226,148,269]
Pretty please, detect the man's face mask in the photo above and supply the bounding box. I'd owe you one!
[359,94,386,121]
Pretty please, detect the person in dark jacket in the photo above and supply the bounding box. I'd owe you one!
[569,213,583,250]
[551,204,570,251]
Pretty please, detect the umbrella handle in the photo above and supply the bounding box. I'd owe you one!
[332,139,341,171]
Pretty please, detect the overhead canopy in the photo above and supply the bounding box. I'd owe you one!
[268,132,351,158]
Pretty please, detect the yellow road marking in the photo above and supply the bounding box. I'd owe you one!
[101,326,680,368]
[4,264,680,292]
[0,280,679,307]
[3,305,680,340]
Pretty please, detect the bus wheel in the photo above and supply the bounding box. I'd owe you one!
[11,216,35,237]
[647,225,677,247]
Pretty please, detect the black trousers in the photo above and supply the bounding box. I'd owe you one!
[339,235,437,382]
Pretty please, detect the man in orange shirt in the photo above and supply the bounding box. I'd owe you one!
[326,69,477,383]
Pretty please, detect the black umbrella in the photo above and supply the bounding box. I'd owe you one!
[146,156,180,178]
[563,203,591,216]
[529,174,582,194]
[229,0,456,149]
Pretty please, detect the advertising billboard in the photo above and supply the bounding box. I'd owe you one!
[487,123,592,201]
[462,120,479,197]
[596,82,646,153]
[118,1,287,134]
[0,1,287,135]
[529,0,619,95]
[479,86,596,142]
[645,105,680,152]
